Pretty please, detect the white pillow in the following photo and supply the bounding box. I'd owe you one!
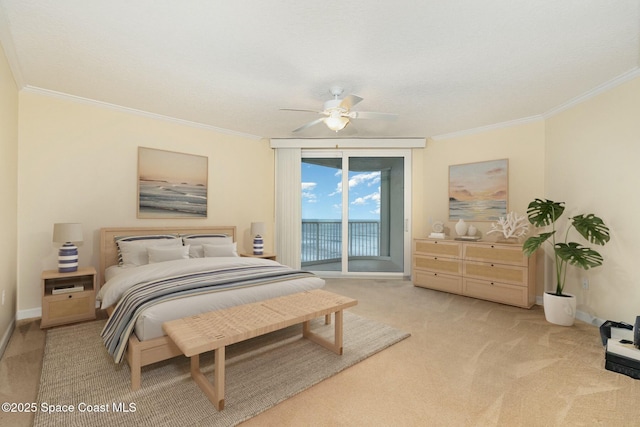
[185,236,233,258]
[117,238,182,267]
[203,242,238,257]
[148,245,190,264]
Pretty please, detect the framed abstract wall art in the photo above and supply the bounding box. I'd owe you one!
[137,147,208,218]
[449,158,508,221]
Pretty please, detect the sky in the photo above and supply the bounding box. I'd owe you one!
[301,163,381,220]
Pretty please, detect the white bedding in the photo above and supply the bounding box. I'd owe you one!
[99,257,325,341]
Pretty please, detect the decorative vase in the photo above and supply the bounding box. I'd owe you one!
[455,219,468,236]
[467,225,477,236]
[58,242,79,273]
[253,235,264,255]
[543,292,576,326]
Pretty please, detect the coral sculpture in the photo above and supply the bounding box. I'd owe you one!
[487,211,529,240]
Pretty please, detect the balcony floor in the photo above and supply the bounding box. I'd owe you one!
[303,258,403,273]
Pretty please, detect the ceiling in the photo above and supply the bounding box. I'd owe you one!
[0,1,638,140]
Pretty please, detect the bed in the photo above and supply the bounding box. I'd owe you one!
[98,226,325,390]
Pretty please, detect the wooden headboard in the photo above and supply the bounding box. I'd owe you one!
[99,226,236,284]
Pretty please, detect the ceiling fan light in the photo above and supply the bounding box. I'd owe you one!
[325,116,349,131]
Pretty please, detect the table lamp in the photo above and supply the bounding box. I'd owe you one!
[251,222,265,255]
[53,223,83,273]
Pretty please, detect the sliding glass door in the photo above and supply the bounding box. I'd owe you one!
[301,155,343,272]
[301,150,410,276]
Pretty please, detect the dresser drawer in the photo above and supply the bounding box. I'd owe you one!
[464,243,527,266]
[414,239,462,258]
[463,278,531,308]
[412,238,535,309]
[463,260,527,286]
[414,270,463,294]
[413,255,462,275]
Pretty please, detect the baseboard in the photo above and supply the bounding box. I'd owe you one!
[0,318,16,359]
[17,307,41,321]
[576,311,605,327]
[535,295,604,327]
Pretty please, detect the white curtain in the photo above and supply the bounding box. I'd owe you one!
[274,148,301,269]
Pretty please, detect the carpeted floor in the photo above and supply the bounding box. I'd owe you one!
[2,278,640,426]
[31,312,408,427]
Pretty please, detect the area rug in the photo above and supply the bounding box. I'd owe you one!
[33,312,409,427]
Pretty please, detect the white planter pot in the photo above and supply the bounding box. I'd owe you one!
[543,292,576,326]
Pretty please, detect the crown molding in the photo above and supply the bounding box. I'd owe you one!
[430,115,544,141]
[543,67,640,118]
[431,67,640,140]
[21,86,263,140]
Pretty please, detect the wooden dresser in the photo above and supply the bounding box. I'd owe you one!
[412,238,536,308]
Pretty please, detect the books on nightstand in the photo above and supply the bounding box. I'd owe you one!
[52,284,85,295]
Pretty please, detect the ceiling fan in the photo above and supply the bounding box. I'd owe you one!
[281,87,398,133]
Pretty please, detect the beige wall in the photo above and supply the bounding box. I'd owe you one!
[411,75,640,323]
[414,120,546,236]
[0,41,18,352]
[10,70,640,324]
[17,92,274,316]
[545,75,640,322]
[412,120,546,294]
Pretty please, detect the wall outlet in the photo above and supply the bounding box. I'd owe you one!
[582,278,589,290]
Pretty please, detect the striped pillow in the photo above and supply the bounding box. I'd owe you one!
[181,234,231,258]
[180,233,229,241]
[115,234,180,266]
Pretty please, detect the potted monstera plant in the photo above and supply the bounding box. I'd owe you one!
[523,198,610,326]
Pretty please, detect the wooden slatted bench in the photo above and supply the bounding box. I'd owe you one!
[162,289,358,410]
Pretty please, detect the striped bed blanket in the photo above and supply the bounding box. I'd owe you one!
[101,264,316,363]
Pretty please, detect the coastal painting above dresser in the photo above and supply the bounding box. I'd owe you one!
[448,159,509,221]
[412,238,536,308]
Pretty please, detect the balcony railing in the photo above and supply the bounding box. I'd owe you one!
[301,220,380,264]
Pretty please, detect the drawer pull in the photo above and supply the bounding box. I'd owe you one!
[490,282,495,285]
[68,295,73,299]
[491,264,494,267]
[491,245,494,248]
[434,257,438,260]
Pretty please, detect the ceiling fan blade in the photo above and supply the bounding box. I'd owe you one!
[339,94,363,110]
[280,108,322,114]
[293,118,325,133]
[350,111,399,120]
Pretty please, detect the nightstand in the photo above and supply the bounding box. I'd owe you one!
[41,266,97,328]
[240,252,277,261]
